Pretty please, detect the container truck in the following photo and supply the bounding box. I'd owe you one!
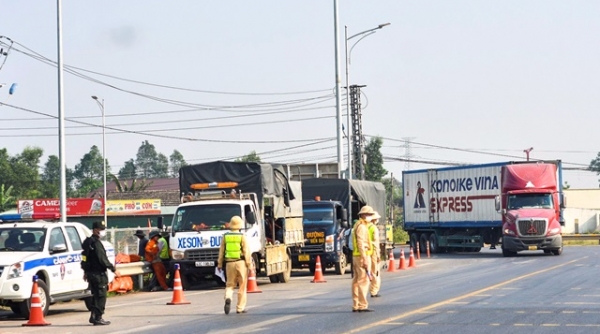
[403,161,564,257]
[291,178,389,275]
[163,161,304,288]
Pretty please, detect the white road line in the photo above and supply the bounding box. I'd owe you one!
[207,315,303,334]
[110,324,162,334]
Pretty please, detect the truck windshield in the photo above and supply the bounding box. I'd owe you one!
[507,193,553,210]
[0,228,46,251]
[303,206,334,225]
[172,204,242,232]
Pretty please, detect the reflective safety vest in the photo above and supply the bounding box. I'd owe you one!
[224,233,243,259]
[352,222,373,257]
[368,223,377,245]
[158,237,169,260]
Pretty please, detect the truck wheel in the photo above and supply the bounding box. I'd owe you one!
[409,233,419,251]
[428,234,439,254]
[419,234,429,254]
[335,252,347,275]
[277,254,292,283]
[551,247,563,256]
[269,275,280,283]
[19,279,50,319]
[308,263,316,275]
[10,304,22,315]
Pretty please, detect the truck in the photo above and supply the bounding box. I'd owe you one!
[403,160,565,257]
[291,178,389,275]
[163,161,304,288]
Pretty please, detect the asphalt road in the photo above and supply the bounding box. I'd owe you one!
[2,246,599,334]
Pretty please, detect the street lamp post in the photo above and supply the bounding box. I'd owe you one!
[91,96,107,226]
[344,23,390,179]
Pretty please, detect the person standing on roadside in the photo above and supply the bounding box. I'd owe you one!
[145,231,171,292]
[351,206,375,312]
[81,221,120,326]
[157,232,172,287]
[368,212,382,298]
[134,230,148,259]
[218,216,251,315]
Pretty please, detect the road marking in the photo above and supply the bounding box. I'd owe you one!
[342,259,580,334]
[110,324,162,334]
[107,290,212,308]
[207,315,303,334]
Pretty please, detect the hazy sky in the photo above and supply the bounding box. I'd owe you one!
[1,1,599,188]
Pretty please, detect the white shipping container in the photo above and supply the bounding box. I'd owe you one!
[403,163,505,228]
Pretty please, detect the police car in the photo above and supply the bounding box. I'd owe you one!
[0,213,115,319]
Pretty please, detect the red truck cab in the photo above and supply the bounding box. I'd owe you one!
[496,161,565,257]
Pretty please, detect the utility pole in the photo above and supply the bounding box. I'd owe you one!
[524,147,533,161]
[350,85,366,179]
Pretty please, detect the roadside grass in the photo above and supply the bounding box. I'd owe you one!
[564,240,599,246]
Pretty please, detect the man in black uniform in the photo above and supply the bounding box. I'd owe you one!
[81,221,120,326]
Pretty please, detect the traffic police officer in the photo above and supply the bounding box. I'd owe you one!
[368,211,382,298]
[81,221,119,325]
[217,216,251,314]
[351,205,375,312]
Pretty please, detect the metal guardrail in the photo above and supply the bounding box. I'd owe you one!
[562,234,600,244]
[115,261,153,276]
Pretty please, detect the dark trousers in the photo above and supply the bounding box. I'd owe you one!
[88,272,108,320]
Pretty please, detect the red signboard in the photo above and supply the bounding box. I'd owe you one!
[18,198,104,216]
[17,198,162,217]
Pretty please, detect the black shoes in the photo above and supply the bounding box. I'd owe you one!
[358,309,374,312]
[371,294,381,298]
[224,298,231,315]
[236,310,247,314]
[93,318,111,325]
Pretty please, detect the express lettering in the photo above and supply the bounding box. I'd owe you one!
[177,237,203,249]
[430,196,473,213]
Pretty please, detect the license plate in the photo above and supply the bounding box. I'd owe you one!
[195,261,215,267]
[298,254,310,262]
[528,246,537,251]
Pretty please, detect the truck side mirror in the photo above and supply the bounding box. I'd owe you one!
[340,208,349,228]
[560,194,566,209]
[245,205,256,225]
[559,216,565,226]
[494,195,501,212]
[157,216,164,230]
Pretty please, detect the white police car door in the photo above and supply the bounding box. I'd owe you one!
[47,227,71,293]
[64,226,87,291]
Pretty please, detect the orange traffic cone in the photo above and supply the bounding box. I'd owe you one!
[398,248,407,270]
[416,242,421,260]
[247,265,263,293]
[426,241,431,258]
[22,275,50,326]
[311,255,327,283]
[167,264,190,305]
[408,247,417,268]
[387,249,396,272]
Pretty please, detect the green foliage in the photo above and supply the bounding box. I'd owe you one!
[563,181,570,190]
[169,150,187,177]
[364,137,387,182]
[235,151,261,163]
[135,141,169,178]
[72,146,109,197]
[0,147,44,199]
[0,184,15,212]
[393,227,409,245]
[590,152,600,179]
[118,159,136,179]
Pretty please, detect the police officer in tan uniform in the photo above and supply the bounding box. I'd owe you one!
[368,212,382,298]
[218,216,252,314]
[351,205,375,312]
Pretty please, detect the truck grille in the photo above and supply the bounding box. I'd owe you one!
[185,249,219,261]
[301,244,324,253]
[517,219,547,237]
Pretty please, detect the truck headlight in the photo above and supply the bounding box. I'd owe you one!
[7,262,23,280]
[325,235,334,252]
[503,228,516,236]
[172,250,185,260]
[547,227,561,236]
